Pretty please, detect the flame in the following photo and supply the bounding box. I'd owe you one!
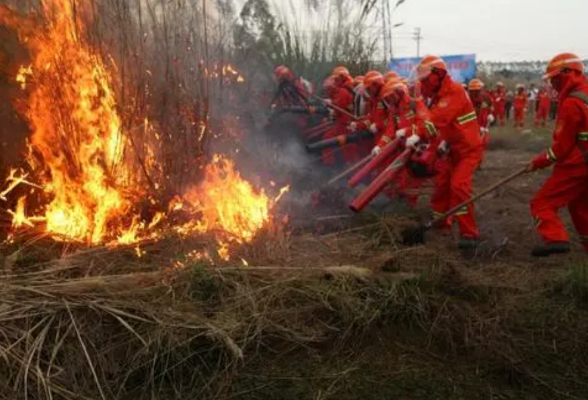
[16,65,33,89]
[182,154,286,260]
[8,197,34,228]
[0,2,285,260]
[2,0,156,244]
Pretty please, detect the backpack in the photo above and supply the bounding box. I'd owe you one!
[567,91,588,164]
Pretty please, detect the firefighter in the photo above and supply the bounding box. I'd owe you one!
[527,53,588,257]
[468,78,494,152]
[321,68,356,165]
[271,65,313,108]
[535,86,552,127]
[372,78,431,207]
[492,81,507,126]
[408,55,483,249]
[513,84,528,129]
[349,71,388,156]
[384,70,400,83]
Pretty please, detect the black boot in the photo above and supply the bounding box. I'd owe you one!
[531,242,571,257]
[458,237,479,250]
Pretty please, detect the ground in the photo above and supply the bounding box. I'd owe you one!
[226,116,588,400]
[2,115,588,400]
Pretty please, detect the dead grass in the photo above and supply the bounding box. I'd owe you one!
[0,216,588,399]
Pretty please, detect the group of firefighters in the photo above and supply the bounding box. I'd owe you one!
[271,53,588,258]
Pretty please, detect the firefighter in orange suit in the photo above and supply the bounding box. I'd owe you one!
[468,78,494,151]
[348,71,388,157]
[321,67,356,165]
[535,86,552,127]
[373,78,429,207]
[527,53,588,257]
[271,65,313,108]
[408,55,483,249]
[513,84,528,129]
[492,82,507,126]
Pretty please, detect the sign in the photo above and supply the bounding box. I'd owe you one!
[389,54,477,83]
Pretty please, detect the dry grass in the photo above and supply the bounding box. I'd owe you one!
[1,216,588,399]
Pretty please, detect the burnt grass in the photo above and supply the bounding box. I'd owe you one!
[2,118,588,400]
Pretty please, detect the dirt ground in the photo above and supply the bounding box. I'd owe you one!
[226,116,588,400]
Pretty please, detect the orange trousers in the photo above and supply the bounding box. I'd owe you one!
[530,164,588,252]
[431,148,483,239]
[514,107,525,128]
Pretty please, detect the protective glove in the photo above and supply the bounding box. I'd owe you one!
[488,114,495,124]
[348,122,358,132]
[527,153,553,172]
[395,128,407,139]
[480,127,489,137]
[437,140,450,155]
[369,123,378,134]
[406,134,421,149]
[371,146,382,157]
[323,99,333,106]
[329,108,336,119]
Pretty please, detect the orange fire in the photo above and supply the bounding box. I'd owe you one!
[0,1,285,258]
[1,0,159,244]
[181,155,288,260]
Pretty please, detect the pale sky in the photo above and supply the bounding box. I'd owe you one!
[390,0,588,61]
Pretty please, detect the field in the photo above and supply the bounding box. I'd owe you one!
[2,113,588,400]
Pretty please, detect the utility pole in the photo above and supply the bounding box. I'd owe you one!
[413,27,422,58]
[381,0,391,64]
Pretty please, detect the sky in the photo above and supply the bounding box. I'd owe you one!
[389,0,588,61]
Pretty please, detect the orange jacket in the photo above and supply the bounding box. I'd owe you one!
[332,85,355,126]
[472,90,494,128]
[377,98,415,147]
[416,76,483,156]
[537,92,551,110]
[492,89,506,111]
[358,89,390,135]
[513,93,528,110]
[541,77,588,167]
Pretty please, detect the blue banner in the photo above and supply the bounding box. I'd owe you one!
[389,54,477,83]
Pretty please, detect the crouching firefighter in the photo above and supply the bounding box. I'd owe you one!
[527,53,588,257]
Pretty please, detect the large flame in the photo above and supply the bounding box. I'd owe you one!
[2,0,150,244]
[0,1,285,259]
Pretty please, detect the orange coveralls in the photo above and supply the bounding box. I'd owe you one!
[417,76,483,239]
[530,77,588,252]
[513,92,528,128]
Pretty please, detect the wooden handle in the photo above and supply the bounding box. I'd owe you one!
[428,167,527,228]
[310,94,359,121]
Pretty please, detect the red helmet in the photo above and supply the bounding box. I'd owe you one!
[468,78,484,91]
[380,77,408,99]
[274,65,294,82]
[543,53,584,80]
[332,66,351,79]
[417,55,447,80]
[384,71,400,82]
[363,70,384,88]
